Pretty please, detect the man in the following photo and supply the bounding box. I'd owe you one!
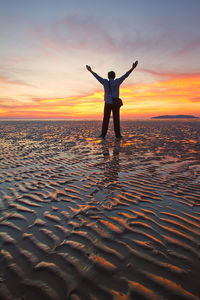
[86,61,138,139]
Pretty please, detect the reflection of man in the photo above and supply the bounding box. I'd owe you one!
[101,139,121,184]
[86,61,138,139]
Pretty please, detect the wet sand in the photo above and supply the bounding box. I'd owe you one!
[0,119,200,300]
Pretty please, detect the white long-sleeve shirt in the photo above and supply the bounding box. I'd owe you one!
[92,72,130,104]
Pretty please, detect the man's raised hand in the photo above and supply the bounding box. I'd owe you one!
[132,61,138,69]
[86,65,92,72]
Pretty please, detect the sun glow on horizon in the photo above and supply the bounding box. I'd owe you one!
[0,73,199,119]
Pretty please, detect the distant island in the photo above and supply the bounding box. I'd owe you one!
[152,115,199,119]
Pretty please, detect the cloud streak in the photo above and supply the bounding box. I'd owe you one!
[0,75,33,87]
[176,37,200,56]
[141,69,200,80]
[189,97,200,103]
[31,15,118,56]
[31,14,187,59]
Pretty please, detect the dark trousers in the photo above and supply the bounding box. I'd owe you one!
[101,103,121,137]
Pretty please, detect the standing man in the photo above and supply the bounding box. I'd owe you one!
[86,61,138,139]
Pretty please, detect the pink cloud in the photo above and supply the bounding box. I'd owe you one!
[30,15,173,57]
[141,69,200,80]
[0,98,21,108]
[0,75,32,87]
[31,15,117,55]
[176,37,200,56]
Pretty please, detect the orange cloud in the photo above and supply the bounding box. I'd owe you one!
[0,72,199,119]
[120,73,200,118]
[189,97,200,103]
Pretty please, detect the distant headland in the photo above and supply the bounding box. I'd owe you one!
[152,115,199,119]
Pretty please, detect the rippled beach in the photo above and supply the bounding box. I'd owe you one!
[0,120,200,300]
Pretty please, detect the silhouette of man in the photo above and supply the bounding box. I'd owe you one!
[86,61,138,139]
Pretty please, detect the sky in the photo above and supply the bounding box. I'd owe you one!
[0,0,200,119]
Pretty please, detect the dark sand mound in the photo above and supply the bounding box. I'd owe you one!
[0,120,200,299]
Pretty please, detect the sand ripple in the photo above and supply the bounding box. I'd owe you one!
[0,120,200,299]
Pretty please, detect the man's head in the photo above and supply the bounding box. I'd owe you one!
[108,71,116,79]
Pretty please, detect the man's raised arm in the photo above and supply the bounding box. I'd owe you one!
[126,61,138,76]
[117,61,138,84]
[86,65,105,84]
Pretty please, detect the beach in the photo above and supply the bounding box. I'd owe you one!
[0,119,200,300]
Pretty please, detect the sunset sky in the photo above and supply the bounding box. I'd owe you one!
[0,0,200,119]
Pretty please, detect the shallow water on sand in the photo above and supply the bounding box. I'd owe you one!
[0,120,200,300]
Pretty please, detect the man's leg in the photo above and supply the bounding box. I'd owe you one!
[100,103,112,138]
[112,106,121,137]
